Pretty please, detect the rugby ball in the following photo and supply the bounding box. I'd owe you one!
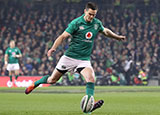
[80,95,94,113]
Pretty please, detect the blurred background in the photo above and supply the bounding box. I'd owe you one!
[0,0,159,86]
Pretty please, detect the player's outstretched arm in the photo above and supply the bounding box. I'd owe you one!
[47,31,70,57]
[101,28,126,41]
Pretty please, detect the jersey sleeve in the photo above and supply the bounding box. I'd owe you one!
[5,48,9,55]
[65,20,78,35]
[98,21,104,32]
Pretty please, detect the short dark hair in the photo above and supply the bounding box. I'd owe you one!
[85,2,98,10]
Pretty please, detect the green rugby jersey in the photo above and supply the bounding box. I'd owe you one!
[5,47,22,64]
[65,14,104,60]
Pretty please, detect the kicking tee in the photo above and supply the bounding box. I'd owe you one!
[65,14,104,60]
[5,47,22,64]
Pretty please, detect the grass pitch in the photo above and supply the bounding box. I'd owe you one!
[0,86,160,115]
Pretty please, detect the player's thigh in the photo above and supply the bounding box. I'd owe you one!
[8,71,14,76]
[7,64,12,72]
[80,67,95,83]
[47,69,63,83]
[56,55,77,71]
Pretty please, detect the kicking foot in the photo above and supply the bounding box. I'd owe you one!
[91,100,104,112]
[25,84,36,94]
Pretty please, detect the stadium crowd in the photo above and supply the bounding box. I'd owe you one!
[0,0,160,85]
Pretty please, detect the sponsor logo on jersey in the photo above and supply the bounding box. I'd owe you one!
[12,52,16,57]
[85,32,93,39]
[12,52,15,55]
[82,40,92,43]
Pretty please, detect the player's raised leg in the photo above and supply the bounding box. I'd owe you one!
[25,69,63,94]
[25,75,50,94]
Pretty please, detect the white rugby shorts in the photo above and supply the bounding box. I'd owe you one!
[56,55,92,72]
[7,63,20,71]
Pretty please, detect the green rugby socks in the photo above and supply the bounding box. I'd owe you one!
[15,75,18,80]
[86,82,95,96]
[9,75,12,82]
[34,75,50,87]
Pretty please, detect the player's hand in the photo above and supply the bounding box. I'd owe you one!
[15,55,20,58]
[118,36,126,41]
[47,49,56,57]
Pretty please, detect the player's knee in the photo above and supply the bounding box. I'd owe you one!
[15,73,19,76]
[87,76,95,83]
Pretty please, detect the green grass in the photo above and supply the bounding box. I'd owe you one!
[0,86,160,115]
